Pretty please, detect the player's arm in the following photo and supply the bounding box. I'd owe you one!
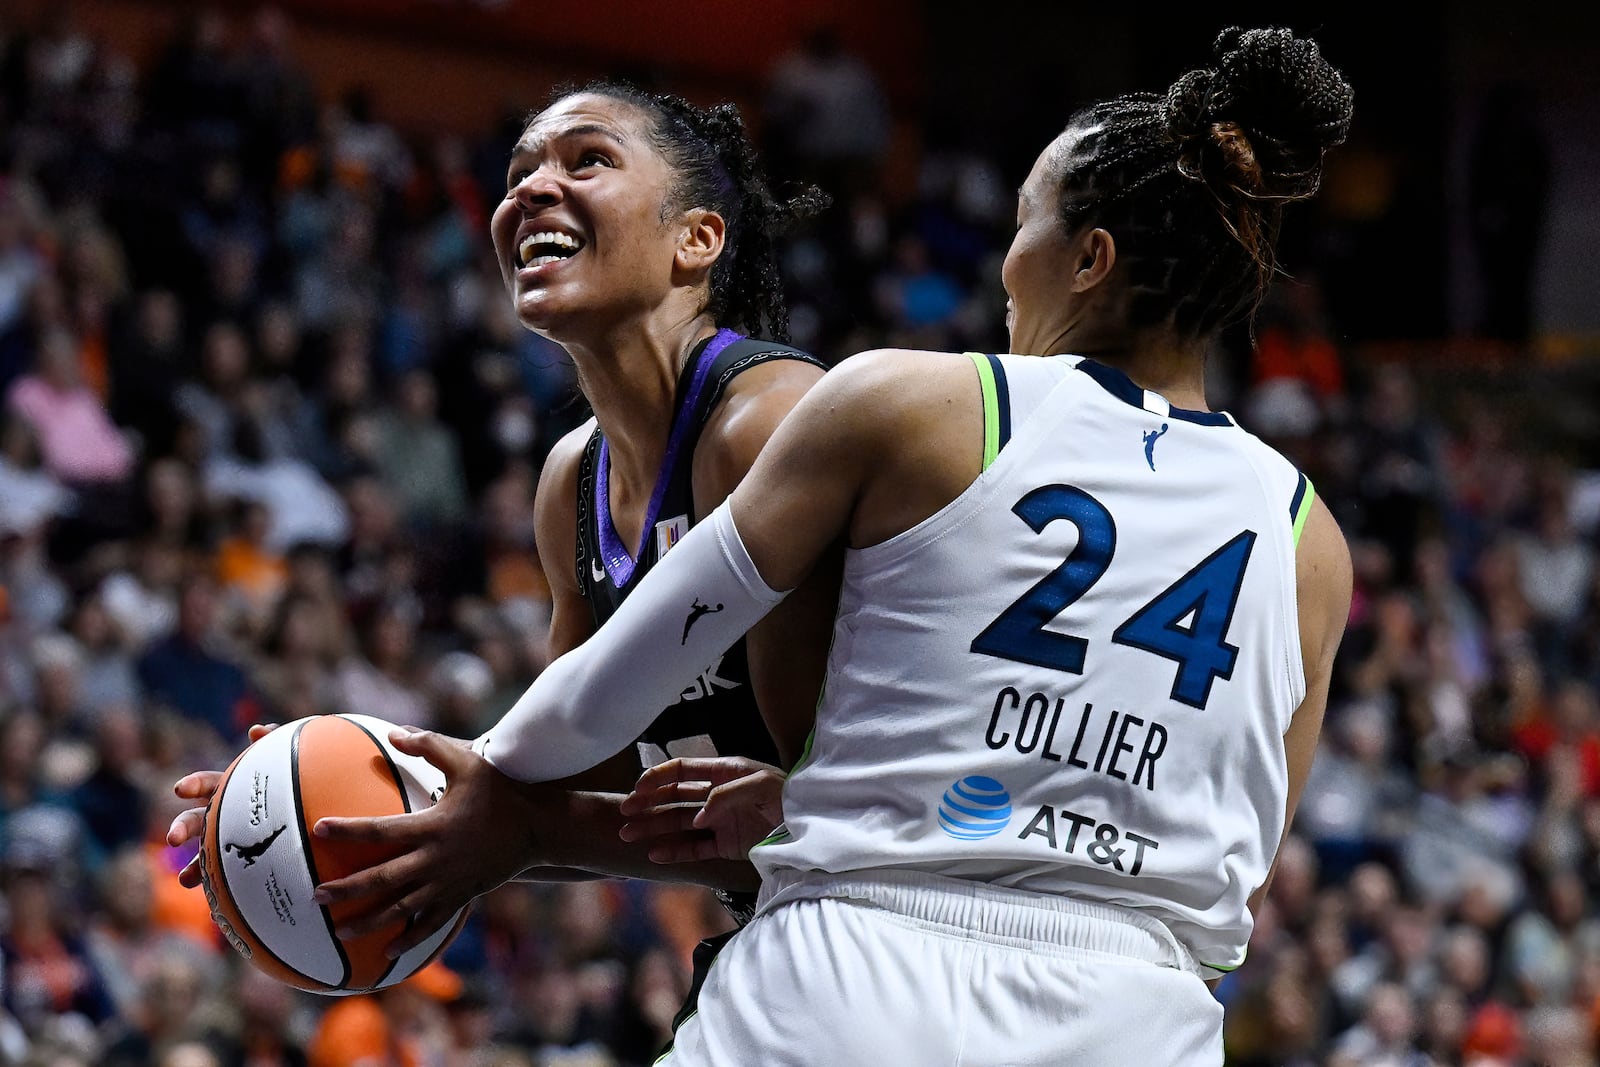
[312,427,757,949]
[607,361,838,864]
[1223,498,1350,988]
[476,350,919,785]
[535,363,835,876]
[692,358,835,768]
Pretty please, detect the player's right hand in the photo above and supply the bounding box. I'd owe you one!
[167,723,278,888]
[618,756,786,864]
[309,728,547,960]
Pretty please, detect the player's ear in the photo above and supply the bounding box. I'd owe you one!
[676,208,726,277]
[1070,228,1116,294]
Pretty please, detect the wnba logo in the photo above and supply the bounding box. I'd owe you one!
[938,776,1012,840]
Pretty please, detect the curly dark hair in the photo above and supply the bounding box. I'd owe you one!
[531,83,829,343]
[1053,27,1354,337]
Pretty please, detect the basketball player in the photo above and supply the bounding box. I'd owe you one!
[168,86,837,931]
[456,28,1356,1065]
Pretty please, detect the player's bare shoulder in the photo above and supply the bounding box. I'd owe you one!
[694,356,825,511]
[1293,495,1353,678]
[534,418,598,599]
[824,349,990,548]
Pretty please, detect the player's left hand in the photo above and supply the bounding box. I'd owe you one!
[618,756,785,864]
[310,728,546,959]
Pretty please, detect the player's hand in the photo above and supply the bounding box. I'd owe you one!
[618,756,786,864]
[167,723,279,889]
[309,728,545,959]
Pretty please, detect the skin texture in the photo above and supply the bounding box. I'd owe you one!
[168,93,835,955]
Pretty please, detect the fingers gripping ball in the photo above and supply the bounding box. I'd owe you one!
[199,714,465,994]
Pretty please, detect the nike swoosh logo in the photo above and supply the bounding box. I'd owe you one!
[590,554,607,584]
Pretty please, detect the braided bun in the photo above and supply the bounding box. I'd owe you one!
[1164,27,1354,201]
[1050,26,1352,337]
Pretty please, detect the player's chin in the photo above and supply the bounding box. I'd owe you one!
[514,287,606,340]
[511,290,569,333]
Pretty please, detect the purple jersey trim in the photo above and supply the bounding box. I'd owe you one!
[594,329,742,587]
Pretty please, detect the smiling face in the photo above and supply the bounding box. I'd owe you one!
[490,93,701,342]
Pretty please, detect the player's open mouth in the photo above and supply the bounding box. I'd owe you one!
[518,230,585,269]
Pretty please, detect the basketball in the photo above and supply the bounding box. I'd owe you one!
[198,714,466,995]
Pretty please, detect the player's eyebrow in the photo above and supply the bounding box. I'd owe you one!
[512,123,630,159]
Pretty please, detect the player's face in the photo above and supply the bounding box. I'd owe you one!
[1001,129,1095,355]
[491,94,687,341]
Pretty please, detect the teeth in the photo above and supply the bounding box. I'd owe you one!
[518,231,584,267]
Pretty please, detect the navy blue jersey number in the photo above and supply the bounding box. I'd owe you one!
[971,486,1255,711]
[969,485,1116,674]
[1111,531,1256,709]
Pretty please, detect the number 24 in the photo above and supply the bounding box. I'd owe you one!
[970,484,1256,711]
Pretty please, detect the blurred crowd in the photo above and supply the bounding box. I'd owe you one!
[0,7,1595,1067]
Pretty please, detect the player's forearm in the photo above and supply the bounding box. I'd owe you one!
[476,504,788,782]
[525,790,760,891]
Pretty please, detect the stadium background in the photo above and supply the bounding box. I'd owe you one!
[0,1,1598,1064]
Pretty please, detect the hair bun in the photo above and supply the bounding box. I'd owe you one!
[1165,26,1354,199]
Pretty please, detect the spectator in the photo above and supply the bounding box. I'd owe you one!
[0,412,73,538]
[6,325,134,484]
[0,180,47,395]
[99,952,212,1067]
[1296,702,1412,878]
[68,707,149,857]
[137,574,258,746]
[332,597,429,728]
[251,592,341,722]
[213,498,288,625]
[108,289,186,455]
[371,368,468,526]
[765,26,889,194]
[0,861,115,1037]
[1327,982,1427,1067]
[84,848,219,1021]
[66,592,143,714]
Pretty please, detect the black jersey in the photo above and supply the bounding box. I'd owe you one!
[574,329,825,774]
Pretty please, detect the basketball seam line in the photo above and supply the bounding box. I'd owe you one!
[293,718,354,989]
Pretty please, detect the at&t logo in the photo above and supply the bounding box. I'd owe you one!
[938,776,1012,840]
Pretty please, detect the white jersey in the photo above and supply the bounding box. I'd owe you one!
[752,353,1313,976]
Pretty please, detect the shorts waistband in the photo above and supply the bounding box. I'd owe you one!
[757,868,1203,976]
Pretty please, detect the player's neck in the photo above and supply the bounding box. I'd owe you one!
[1067,329,1212,412]
[569,310,720,497]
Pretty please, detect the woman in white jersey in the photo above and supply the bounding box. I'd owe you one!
[369,28,1351,1066]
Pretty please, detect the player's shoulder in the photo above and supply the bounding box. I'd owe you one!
[543,418,598,477]
[707,343,826,432]
[696,347,825,501]
[831,347,973,385]
[534,417,598,519]
[818,348,980,429]
[1296,496,1353,604]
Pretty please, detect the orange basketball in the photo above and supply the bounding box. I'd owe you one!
[199,713,466,994]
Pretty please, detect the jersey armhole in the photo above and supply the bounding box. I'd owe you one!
[1289,472,1316,548]
[965,352,1012,470]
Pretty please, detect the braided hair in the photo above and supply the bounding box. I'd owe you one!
[533,82,828,343]
[1053,27,1353,337]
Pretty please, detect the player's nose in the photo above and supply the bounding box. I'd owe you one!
[510,168,562,210]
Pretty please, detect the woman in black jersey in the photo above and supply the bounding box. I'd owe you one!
[168,85,838,941]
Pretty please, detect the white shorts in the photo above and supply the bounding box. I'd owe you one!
[660,869,1224,1067]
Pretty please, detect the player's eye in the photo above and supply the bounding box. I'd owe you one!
[576,151,613,169]
[506,168,532,192]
